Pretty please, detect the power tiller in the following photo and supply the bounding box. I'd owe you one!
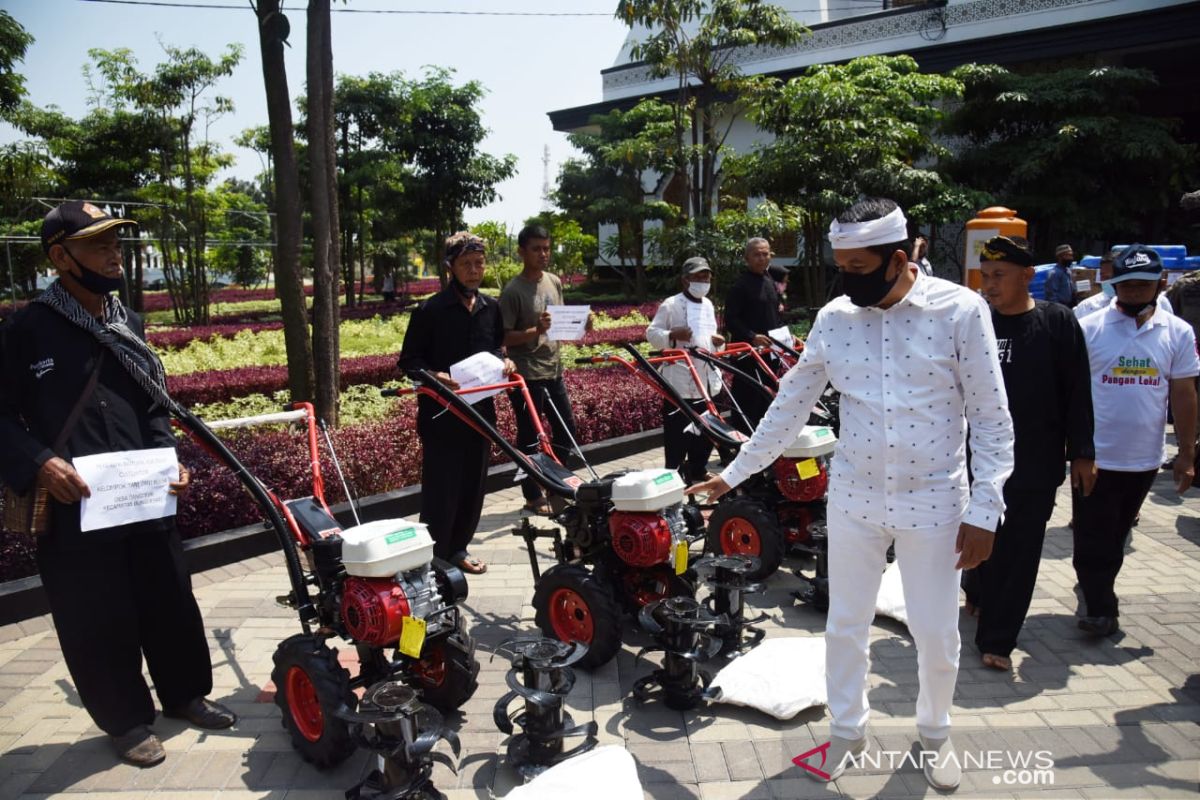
[175,404,478,768]
[580,343,836,584]
[385,370,704,671]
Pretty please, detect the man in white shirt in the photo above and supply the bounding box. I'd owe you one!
[645,257,725,483]
[1074,244,1198,636]
[689,198,1014,791]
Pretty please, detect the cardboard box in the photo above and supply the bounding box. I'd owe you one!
[1072,267,1100,299]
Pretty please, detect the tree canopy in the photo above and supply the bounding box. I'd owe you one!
[945,63,1195,251]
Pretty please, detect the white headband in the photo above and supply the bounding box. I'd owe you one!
[827,206,909,249]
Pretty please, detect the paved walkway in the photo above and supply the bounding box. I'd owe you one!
[1,446,1198,799]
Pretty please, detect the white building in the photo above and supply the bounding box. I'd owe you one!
[550,0,1200,266]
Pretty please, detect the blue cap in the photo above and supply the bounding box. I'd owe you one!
[1109,244,1163,284]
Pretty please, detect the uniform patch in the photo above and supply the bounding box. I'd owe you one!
[30,357,54,379]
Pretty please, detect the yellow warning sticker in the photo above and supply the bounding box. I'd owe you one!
[399,616,427,658]
[674,541,689,576]
[796,458,820,480]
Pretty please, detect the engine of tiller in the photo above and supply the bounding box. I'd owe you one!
[333,520,453,647]
[607,470,691,574]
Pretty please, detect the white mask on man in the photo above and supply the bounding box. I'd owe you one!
[688,281,711,298]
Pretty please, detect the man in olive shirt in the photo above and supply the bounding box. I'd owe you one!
[500,224,582,514]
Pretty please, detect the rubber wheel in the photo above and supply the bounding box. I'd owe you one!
[409,619,480,712]
[532,564,622,670]
[707,497,785,580]
[270,634,357,768]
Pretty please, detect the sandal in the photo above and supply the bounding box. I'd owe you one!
[523,498,552,516]
[457,555,487,575]
[981,653,1011,671]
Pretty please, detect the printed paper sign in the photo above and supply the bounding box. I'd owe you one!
[546,304,591,342]
[1074,280,1092,293]
[686,302,719,349]
[75,447,179,532]
[768,325,793,352]
[449,351,506,404]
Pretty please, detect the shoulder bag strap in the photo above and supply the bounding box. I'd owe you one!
[51,350,105,455]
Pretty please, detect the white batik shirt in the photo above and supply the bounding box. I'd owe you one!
[720,271,1015,531]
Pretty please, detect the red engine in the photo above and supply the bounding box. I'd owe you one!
[779,505,814,545]
[773,458,828,503]
[341,576,411,647]
[609,511,673,568]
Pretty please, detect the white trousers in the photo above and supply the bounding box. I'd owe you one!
[825,508,961,740]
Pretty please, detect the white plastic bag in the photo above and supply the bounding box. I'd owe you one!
[875,560,908,625]
[707,636,827,720]
[501,745,642,800]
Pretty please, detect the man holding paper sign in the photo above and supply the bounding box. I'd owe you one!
[646,257,725,483]
[398,231,514,574]
[0,201,234,768]
[500,224,587,514]
[724,237,785,433]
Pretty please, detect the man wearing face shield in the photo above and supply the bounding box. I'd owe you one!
[0,201,235,768]
[645,256,725,483]
[688,198,1014,791]
[1073,245,1198,637]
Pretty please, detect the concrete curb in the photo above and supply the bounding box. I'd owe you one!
[0,426,663,626]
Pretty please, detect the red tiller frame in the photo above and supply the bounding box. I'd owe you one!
[391,372,562,465]
[710,342,787,387]
[175,401,336,549]
[576,349,723,417]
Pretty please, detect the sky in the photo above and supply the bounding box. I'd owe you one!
[0,0,632,230]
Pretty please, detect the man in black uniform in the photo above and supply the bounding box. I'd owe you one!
[0,201,235,767]
[965,235,1096,669]
[723,237,782,433]
[398,232,513,574]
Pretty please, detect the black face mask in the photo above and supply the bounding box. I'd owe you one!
[842,256,900,308]
[450,275,478,299]
[1116,295,1157,318]
[64,249,124,294]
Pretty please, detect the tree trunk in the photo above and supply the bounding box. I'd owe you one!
[357,183,366,304]
[700,104,717,221]
[689,105,701,221]
[307,0,341,426]
[256,0,313,402]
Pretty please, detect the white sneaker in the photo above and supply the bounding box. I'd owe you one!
[919,734,961,791]
[800,734,869,782]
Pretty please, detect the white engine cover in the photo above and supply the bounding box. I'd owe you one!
[782,425,837,459]
[338,519,435,578]
[611,469,686,512]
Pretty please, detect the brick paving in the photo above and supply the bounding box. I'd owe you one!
[1,445,1198,799]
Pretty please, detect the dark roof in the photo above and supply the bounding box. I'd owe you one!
[549,2,1200,132]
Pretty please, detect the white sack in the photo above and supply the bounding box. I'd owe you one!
[501,745,642,800]
[707,636,827,720]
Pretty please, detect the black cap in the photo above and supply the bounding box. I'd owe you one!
[41,201,137,254]
[1110,244,1163,284]
[979,235,1036,268]
[767,264,790,281]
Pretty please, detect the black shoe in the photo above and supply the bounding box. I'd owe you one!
[163,697,237,730]
[112,725,165,767]
[1078,616,1119,636]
